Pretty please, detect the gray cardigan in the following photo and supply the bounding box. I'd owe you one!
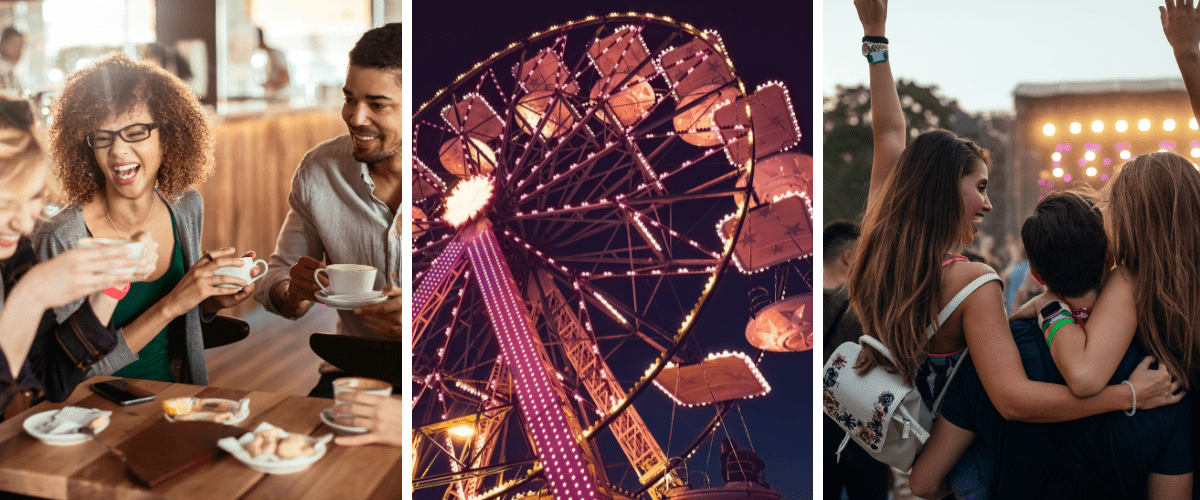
[32,188,210,385]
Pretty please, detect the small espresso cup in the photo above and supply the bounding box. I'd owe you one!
[315,264,377,296]
[212,256,268,289]
[332,377,392,422]
[76,237,144,274]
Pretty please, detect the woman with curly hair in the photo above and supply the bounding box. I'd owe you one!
[33,52,257,384]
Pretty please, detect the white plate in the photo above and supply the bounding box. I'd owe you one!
[164,398,250,425]
[320,407,368,435]
[218,422,333,474]
[315,291,388,310]
[23,408,111,446]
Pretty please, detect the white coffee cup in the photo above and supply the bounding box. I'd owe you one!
[213,256,268,289]
[76,237,144,274]
[332,377,392,422]
[315,264,377,296]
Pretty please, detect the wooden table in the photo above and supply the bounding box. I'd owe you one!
[0,376,404,499]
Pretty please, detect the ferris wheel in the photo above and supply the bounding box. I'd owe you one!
[412,14,805,500]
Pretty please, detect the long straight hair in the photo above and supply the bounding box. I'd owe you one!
[849,129,989,380]
[1103,152,1200,388]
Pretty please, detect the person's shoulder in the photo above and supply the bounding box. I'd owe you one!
[943,261,1002,293]
[33,205,85,241]
[294,135,356,178]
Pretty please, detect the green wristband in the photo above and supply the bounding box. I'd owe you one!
[866,50,888,64]
[1046,317,1074,347]
[1041,310,1072,332]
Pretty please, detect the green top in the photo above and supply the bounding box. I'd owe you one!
[111,212,185,381]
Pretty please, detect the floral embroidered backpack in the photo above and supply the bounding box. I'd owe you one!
[822,273,999,471]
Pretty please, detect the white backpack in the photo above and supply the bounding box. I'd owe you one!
[822,273,999,470]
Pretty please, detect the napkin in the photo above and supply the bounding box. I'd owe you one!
[37,407,111,435]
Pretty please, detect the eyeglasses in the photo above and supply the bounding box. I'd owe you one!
[86,122,159,149]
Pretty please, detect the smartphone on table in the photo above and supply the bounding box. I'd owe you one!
[90,380,156,406]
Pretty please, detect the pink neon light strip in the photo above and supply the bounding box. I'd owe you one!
[465,227,607,500]
[412,239,468,322]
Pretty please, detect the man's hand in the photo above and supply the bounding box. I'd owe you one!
[286,256,325,308]
[332,392,403,447]
[355,284,401,338]
[1162,0,1200,55]
[854,0,888,37]
[1009,291,1057,322]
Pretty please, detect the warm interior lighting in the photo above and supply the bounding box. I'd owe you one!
[1086,166,1097,176]
[449,424,476,438]
[1121,150,1132,159]
[1139,119,1151,131]
[1043,123,1055,136]
[1116,120,1128,132]
[1165,119,1177,131]
[1092,120,1103,133]
[1192,148,1200,158]
[1052,167,1064,177]
[1052,152,1061,161]
[1084,151,1096,161]
[1070,122,1082,134]
[1192,118,1198,130]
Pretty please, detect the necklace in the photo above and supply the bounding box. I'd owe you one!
[104,196,156,240]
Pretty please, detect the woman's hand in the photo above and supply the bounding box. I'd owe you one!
[332,392,403,447]
[1009,291,1057,322]
[128,231,159,283]
[854,0,887,37]
[1162,0,1200,55]
[13,245,138,310]
[160,247,249,318]
[1128,356,1185,410]
[200,250,260,314]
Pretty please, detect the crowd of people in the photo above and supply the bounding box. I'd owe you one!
[0,24,401,447]
[825,0,1200,498]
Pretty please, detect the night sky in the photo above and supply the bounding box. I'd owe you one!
[414,2,814,499]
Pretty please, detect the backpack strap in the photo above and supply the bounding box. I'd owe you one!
[925,273,1001,340]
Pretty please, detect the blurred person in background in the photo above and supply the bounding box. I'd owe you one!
[0,28,24,95]
[822,219,889,500]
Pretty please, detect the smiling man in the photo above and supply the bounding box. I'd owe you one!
[254,23,403,401]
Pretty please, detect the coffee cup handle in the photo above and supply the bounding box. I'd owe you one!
[246,259,269,284]
[314,268,330,295]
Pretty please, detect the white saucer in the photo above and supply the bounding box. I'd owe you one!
[320,407,369,435]
[23,408,111,446]
[315,291,388,310]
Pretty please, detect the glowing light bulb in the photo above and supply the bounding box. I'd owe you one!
[1092,120,1104,133]
[449,425,476,438]
[1116,120,1128,132]
[1052,152,1061,161]
[1192,118,1198,130]
[1139,119,1151,131]
[1084,151,1096,161]
[1121,150,1131,159]
[1165,119,1177,131]
[1086,166,1097,176]
[1052,167,1064,177]
[1192,148,1200,158]
[1043,123,1056,136]
[1070,122,1082,134]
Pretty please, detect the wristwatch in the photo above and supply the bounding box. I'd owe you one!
[1038,300,1070,331]
[861,41,888,57]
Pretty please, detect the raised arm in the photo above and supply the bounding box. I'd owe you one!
[961,277,1181,422]
[854,0,906,205]
[1163,0,1200,122]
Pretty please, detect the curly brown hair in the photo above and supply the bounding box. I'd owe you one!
[47,51,213,205]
